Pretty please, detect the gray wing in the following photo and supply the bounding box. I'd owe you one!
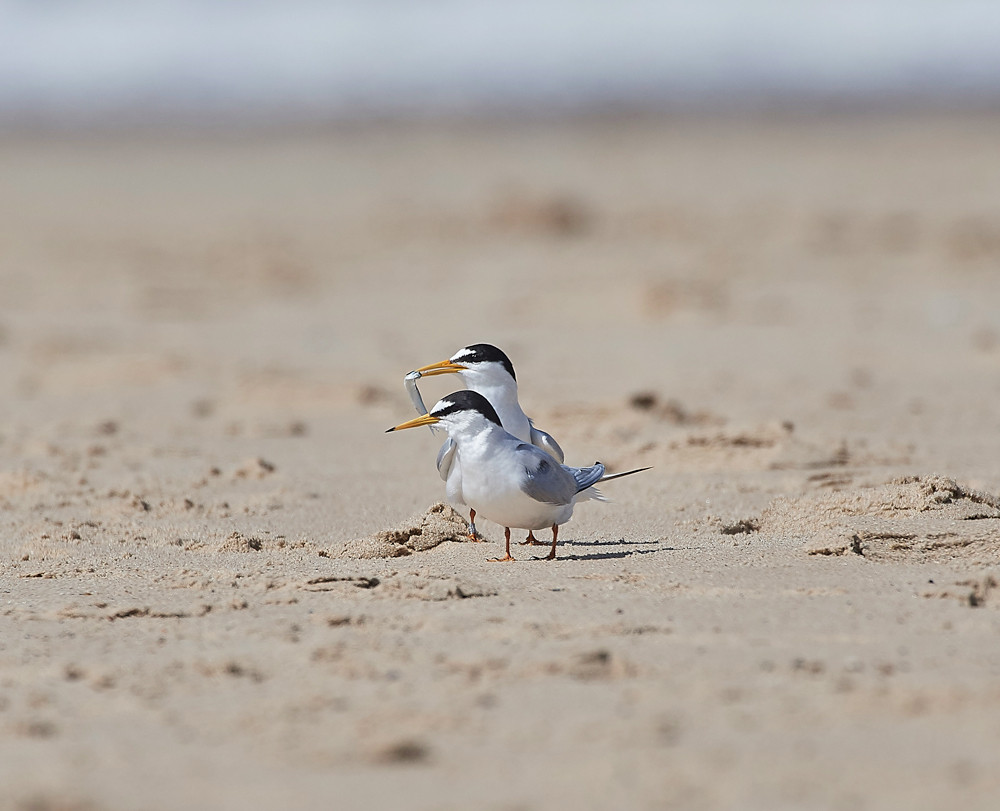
[436,437,457,482]
[528,422,565,463]
[568,462,605,493]
[517,444,577,505]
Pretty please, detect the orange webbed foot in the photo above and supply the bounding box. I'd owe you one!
[518,531,545,546]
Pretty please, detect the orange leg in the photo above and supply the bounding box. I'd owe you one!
[467,508,483,542]
[489,527,516,562]
[519,530,544,545]
[545,524,559,561]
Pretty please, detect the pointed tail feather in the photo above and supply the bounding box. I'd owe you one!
[573,465,650,504]
[598,466,652,483]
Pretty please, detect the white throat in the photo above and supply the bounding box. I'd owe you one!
[463,379,531,443]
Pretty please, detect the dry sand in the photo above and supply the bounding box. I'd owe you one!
[2,113,1000,810]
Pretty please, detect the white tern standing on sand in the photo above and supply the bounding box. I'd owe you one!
[387,390,649,562]
[405,343,564,544]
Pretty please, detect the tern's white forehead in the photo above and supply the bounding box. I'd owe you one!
[449,344,517,381]
[430,390,503,427]
[430,397,456,415]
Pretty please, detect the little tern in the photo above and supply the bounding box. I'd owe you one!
[387,390,649,561]
[407,343,563,544]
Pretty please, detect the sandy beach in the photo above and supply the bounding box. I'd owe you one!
[2,113,1000,810]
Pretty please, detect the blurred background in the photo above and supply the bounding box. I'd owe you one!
[2,0,1000,126]
[1,0,1000,480]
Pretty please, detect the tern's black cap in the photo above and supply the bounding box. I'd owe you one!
[432,390,503,428]
[452,344,516,382]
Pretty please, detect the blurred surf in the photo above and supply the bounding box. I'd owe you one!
[2,0,999,123]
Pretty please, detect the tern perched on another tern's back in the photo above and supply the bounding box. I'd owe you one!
[387,391,649,561]
[407,344,564,543]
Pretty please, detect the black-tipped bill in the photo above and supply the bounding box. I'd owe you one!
[413,359,466,377]
[386,413,440,433]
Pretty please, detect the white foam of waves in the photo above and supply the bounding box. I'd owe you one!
[2,0,1000,122]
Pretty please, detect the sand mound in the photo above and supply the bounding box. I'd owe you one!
[756,476,1000,563]
[339,502,471,559]
[219,532,264,552]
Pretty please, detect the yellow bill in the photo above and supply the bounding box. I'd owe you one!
[385,413,441,433]
[413,359,466,377]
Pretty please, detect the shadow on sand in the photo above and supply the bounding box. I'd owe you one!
[546,546,663,562]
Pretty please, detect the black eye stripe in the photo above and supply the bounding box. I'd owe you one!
[452,344,516,382]
[431,390,503,427]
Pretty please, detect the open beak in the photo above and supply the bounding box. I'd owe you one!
[412,359,466,377]
[386,413,441,433]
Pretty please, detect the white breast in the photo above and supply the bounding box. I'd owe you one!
[457,435,574,531]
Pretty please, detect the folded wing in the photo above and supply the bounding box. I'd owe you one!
[436,437,457,482]
[528,422,565,463]
[518,444,577,505]
[569,462,606,493]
